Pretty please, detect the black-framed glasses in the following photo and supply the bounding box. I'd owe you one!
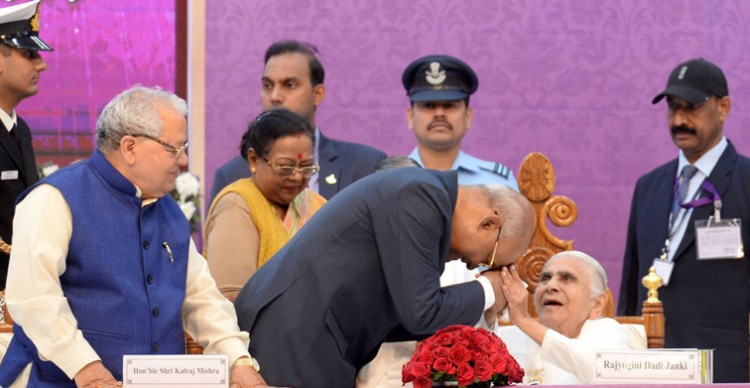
[131,133,188,158]
[261,156,319,177]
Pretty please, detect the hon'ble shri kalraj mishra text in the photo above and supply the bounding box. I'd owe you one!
[132,367,221,376]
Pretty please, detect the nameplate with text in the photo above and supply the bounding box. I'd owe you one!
[594,349,708,384]
[122,354,228,387]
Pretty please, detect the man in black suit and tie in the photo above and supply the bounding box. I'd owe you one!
[0,0,52,291]
[209,40,386,203]
[234,167,535,387]
[618,58,750,382]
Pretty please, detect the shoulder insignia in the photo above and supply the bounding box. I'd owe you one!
[478,162,510,179]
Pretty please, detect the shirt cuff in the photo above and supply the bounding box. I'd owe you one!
[476,276,495,310]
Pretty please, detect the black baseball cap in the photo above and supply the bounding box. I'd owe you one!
[652,58,727,105]
[402,55,478,102]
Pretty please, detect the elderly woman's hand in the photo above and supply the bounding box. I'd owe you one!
[500,265,530,325]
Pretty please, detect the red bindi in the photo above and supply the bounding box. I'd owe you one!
[297,153,302,159]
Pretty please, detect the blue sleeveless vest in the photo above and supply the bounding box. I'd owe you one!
[1,150,190,385]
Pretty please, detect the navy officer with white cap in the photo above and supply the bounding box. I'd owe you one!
[403,54,517,188]
[0,1,51,385]
[0,0,51,291]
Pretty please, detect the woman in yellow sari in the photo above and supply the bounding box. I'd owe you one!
[205,109,326,301]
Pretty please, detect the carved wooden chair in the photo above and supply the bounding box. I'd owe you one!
[0,290,12,334]
[0,243,12,334]
[513,152,664,348]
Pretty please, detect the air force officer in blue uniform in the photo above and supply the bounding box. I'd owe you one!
[403,55,517,189]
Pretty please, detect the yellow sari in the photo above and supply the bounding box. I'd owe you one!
[205,179,326,267]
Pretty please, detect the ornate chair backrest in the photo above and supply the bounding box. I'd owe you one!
[0,290,13,333]
[515,152,577,318]
[514,152,664,348]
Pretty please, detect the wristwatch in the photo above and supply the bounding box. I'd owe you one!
[231,356,260,373]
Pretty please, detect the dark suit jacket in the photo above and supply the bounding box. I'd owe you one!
[234,169,485,387]
[208,131,386,203]
[618,141,750,383]
[0,117,38,290]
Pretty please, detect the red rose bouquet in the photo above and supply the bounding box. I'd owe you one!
[402,325,524,387]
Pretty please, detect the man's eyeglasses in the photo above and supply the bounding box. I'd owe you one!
[478,227,502,271]
[261,156,319,177]
[132,133,188,158]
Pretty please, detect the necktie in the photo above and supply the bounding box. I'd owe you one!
[678,165,698,205]
[8,124,22,155]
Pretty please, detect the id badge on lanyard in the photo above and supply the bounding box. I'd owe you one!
[651,177,743,286]
[695,200,744,260]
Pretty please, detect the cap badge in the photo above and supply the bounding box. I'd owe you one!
[677,65,688,80]
[425,62,446,85]
[325,173,337,185]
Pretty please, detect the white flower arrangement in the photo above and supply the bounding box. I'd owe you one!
[171,172,202,232]
[37,161,60,178]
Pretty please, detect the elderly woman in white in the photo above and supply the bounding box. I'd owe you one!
[497,250,635,384]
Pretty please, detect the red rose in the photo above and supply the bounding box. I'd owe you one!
[413,376,432,388]
[474,332,492,352]
[432,357,455,374]
[409,361,431,378]
[474,359,493,381]
[490,352,508,374]
[456,362,475,386]
[402,362,415,383]
[508,361,525,383]
[447,345,471,364]
[472,349,489,362]
[455,336,471,348]
[437,333,453,346]
[433,345,450,358]
[417,349,435,364]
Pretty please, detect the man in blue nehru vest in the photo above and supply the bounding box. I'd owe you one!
[618,58,750,382]
[0,86,268,387]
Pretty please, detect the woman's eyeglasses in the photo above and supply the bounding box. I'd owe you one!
[262,157,319,177]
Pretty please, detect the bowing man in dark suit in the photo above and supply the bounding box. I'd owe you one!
[234,167,535,387]
[618,58,750,382]
[209,39,386,203]
[0,0,52,291]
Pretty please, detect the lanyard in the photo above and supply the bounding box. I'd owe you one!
[661,177,722,261]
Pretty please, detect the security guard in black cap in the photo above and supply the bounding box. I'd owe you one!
[619,58,750,383]
[402,54,517,188]
[0,0,52,291]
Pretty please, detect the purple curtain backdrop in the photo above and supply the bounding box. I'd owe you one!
[206,0,750,302]
[23,0,175,167]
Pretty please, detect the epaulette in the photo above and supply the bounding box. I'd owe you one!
[478,162,511,179]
